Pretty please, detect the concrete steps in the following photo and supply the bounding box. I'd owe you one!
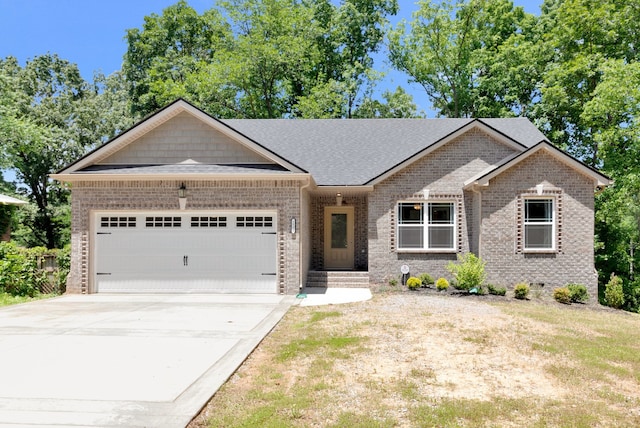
[305,270,370,288]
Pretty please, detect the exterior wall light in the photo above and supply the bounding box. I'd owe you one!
[178,182,187,210]
[336,192,343,206]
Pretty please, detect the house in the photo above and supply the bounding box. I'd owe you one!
[0,194,27,241]
[52,99,611,297]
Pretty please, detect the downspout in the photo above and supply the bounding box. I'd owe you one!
[299,177,312,291]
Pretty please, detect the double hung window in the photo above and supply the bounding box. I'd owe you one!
[398,202,455,250]
[524,198,554,250]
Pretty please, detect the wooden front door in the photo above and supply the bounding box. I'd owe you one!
[324,206,354,269]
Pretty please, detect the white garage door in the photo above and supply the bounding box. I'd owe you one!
[94,212,278,293]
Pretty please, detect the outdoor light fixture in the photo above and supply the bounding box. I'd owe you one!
[178,182,187,210]
[336,192,343,206]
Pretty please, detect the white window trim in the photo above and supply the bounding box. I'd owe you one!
[523,197,556,252]
[397,201,457,253]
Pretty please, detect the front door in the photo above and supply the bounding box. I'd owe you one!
[324,206,354,269]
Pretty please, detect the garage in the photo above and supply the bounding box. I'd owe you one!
[94,211,278,293]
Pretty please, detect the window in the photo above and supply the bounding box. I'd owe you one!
[145,216,182,228]
[524,199,554,250]
[398,202,455,250]
[100,216,136,228]
[236,216,273,228]
[190,216,227,228]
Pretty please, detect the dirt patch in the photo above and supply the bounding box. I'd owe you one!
[189,292,577,427]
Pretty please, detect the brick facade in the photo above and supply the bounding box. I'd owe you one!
[478,151,598,294]
[68,179,304,294]
[367,130,518,284]
[366,131,599,299]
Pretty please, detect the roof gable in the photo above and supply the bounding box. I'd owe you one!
[57,99,304,175]
[464,141,612,188]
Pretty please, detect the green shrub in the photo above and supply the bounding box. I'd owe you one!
[567,283,588,303]
[553,287,572,304]
[514,282,530,300]
[446,253,486,291]
[0,242,48,297]
[419,273,434,286]
[605,274,625,309]
[388,277,398,286]
[487,284,506,296]
[435,277,449,291]
[406,276,422,290]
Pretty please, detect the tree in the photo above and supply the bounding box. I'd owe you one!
[389,0,537,118]
[122,0,409,119]
[531,0,640,164]
[0,55,96,248]
[123,0,233,116]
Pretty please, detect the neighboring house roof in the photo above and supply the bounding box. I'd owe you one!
[463,141,612,188]
[0,194,27,206]
[53,99,609,188]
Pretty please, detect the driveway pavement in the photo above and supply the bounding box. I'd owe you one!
[0,294,294,428]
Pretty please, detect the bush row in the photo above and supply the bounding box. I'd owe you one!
[0,242,69,297]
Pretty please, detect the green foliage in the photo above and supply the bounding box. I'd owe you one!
[446,253,486,291]
[604,274,625,309]
[487,284,506,296]
[389,0,537,117]
[514,282,530,300]
[406,276,422,290]
[0,242,47,297]
[435,277,449,291]
[388,277,398,286]
[553,287,572,304]
[419,272,434,286]
[567,283,589,303]
[0,54,125,248]
[123,0,408,119]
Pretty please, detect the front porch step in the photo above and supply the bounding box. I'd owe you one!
[306,270,370,288]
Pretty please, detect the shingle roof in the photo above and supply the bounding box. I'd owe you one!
[222,118,547,186]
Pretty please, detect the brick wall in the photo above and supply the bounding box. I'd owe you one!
[69,179,304,294]
[368,130,519,284]
[479,150,598,296]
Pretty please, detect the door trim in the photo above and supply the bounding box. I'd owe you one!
[323,206,355,269]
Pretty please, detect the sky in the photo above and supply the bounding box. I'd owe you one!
[0,0,542,116]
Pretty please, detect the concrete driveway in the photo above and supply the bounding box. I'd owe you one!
[0,293,294,428]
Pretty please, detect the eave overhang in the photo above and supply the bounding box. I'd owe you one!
[463,141,612,190]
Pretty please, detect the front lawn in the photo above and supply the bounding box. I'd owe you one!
[190,293,640,428]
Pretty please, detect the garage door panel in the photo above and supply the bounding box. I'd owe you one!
[95,212,278,293]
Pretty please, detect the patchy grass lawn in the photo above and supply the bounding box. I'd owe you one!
[190,293,640,428]
[0,292,53,307]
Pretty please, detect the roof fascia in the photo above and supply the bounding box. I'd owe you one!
[57,99,305,174]
[366,120,526,186]
[313,185,375,195]
[51,172,311,183]
[464,141,612,189]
